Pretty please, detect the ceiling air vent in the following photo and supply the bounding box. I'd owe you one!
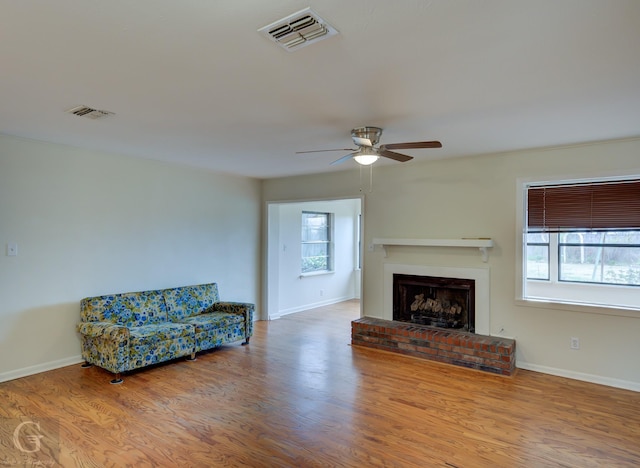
[66,105,114,120]
[258,8,338,52]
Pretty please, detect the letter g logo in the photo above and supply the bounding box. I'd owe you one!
[12,420,44,453]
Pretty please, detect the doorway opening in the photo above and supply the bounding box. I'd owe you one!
[266,197,363,320]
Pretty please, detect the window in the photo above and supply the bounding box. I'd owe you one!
[527,231,640,286]
[526,232,549,280]
[558,231,640,285]
[523,178,640,309]
[357,213,362,270]
[301,211,333,274]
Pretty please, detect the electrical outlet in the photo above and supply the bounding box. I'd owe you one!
[570,337,580,350]
[7,243,17,256]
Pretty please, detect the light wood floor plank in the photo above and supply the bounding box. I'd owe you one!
[1,300,639,467]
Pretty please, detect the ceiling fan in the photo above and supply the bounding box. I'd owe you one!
[297,126,442,166]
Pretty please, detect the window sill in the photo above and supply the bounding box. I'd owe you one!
[516,297,640,319]
[300,270,335,278]
[525,279,639,310]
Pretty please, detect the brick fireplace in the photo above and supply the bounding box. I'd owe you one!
[351,264,516,375]
[351,317,516,375]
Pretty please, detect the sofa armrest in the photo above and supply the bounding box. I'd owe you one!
[209,301,254,340]
[76,321,130,343]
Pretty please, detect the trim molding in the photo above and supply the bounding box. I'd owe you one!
[517,361,640,393]
[0,355,83,383]
[271,295,354,319]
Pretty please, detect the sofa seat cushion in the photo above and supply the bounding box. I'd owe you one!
[129,323,194,347]
[179,312,244,332]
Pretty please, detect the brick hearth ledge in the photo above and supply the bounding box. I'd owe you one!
[351,317,516,376]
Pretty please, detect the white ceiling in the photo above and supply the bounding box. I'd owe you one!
[1,1,639,179]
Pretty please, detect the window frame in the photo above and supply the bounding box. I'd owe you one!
[300,211,334,275]
[525,232,550,281]
[516,173,640,315]
[557,232,640,286]
[527,232,640,287]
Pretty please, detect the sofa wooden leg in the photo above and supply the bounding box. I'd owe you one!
[81,361,93,368]
[242,337,250,345]
[110,373,123,385]
[186,353,197,361]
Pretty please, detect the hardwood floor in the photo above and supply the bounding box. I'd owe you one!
[2,299,640,467]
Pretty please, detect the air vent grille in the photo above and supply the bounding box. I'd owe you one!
[258,8,338,52]
[66,105,114,120]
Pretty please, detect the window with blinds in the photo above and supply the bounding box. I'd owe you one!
[525,178,640,294]
[527,179,640,233]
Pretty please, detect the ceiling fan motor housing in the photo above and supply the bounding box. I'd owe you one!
[351,126,382,147]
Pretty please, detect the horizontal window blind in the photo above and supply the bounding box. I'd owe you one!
[527,179,640,232]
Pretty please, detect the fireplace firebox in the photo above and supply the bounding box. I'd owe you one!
[392,274,475,332]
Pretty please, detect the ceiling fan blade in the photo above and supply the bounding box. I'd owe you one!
[296,148,355,154]
[352,137,373,147]
[379,149,413,162]
[330,153,355,166]
[381,141,443,150]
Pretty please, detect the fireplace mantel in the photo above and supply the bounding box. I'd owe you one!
[372,238,494,262]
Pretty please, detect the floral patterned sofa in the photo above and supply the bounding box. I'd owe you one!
[76,283,254,383]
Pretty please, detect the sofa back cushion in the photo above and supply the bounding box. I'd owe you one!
[81,290,168,327]
[163,283,219,322]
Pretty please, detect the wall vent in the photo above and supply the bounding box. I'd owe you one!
[66,105,114,120]
[258,8,338,52]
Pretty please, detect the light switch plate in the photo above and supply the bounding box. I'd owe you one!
[7,243,17,256]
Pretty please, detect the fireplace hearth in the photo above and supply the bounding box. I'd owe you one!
[371,264,511,373]
[393,274,475,332]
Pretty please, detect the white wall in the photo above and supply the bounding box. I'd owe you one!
[0,134,261,381]
[268,199,360,318]
[263,138,640,391]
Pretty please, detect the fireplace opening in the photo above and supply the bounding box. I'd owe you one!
[393,274,475,332]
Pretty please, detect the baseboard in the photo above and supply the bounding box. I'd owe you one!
[270,296,354,320]
[517,361,640,392]
[0,355,84,383]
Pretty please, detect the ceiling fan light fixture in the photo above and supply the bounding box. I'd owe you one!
[353,148,379,166]
[296,125,441,167]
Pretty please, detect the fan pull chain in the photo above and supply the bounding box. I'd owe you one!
[359,165,374,193]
